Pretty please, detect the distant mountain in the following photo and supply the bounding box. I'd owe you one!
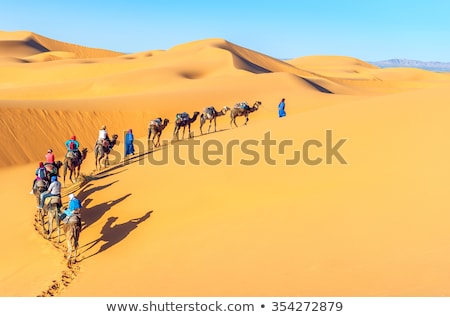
[369,59,450,72]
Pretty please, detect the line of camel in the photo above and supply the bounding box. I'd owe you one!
[149,100,262,146]
[33,100,262,267]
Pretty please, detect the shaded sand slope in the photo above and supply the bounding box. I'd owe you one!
[0,30,122,60]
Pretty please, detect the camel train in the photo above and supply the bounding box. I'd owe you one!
[31,99,263,265]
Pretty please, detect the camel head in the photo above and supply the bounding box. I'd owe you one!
[222,106,231,113]
[111,134,119,140]
[254,101,262,109]
[55,160,63,169]
[81,148,88,159]
[163,118,169,125]
[192,111,200,121]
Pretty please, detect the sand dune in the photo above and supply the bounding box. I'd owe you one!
[1,30,450,296]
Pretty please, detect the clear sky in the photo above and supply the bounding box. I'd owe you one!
[2,0,450,62]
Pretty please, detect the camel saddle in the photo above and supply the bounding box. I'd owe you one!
[67,151,77,159]
[35,179,48,191]
[44,196,61,207]
[63,212,81,225]
[44,163,57,175]
[150,118,162,126]
[205,106,215,115]
[235,102,249,110]
[176,112,189,123]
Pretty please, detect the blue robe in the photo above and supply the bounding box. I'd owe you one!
[125,132,134,156]
[278,101,286,118]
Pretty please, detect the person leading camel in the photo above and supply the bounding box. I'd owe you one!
[39,175,61,209]
[125,129,135,158]
[278,98,286,118]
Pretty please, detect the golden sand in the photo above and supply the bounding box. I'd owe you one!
[1,31,450,296]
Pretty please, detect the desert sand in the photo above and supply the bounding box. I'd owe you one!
[1,30,450,296]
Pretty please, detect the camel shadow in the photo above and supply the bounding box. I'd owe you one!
[93,169,126,179]
[76,181,119,203]
[80,210,153,260]
[81,193,132,231]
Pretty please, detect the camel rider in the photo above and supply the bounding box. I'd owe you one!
[60,193,82,224]
[65,136,82,164]
[45,148,55,164]
[44,148,57,176]
[39,175,61,209]
[30,162,47,194]
[97,125,110,147]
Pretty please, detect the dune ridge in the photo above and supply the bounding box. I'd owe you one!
[1,30,450,297]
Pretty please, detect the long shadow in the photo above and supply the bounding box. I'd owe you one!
[92,169,126,179]
[76,181,119,203]
[81,193,132,230]
[80,210,153,259]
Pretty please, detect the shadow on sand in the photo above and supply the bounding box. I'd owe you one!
[80,192,132,231]
[80,210,153,260]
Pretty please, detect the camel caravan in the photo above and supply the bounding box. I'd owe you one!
[30,100,262,265]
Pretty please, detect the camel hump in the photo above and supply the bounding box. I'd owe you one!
[67,151,76,159]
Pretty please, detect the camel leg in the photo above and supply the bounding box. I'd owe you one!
[213,117,217,132]
[200,119,204,135]
[207,120,212,133]
[173,126,179,141]
[67,238,72,267]
[63,165,67,186]
[47,208,53,239]
[56,209,60,243]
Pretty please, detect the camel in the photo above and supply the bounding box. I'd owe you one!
[199,106,231,134]
[63,211,81,267]
[63,148,88,186]
[230,101,262,128]
[33,179,48,233]
[148,118,169,147]
[42,196,62,242]
[94,134,118,170]
[173,111,200,140]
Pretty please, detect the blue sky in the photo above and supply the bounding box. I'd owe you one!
[2,0,450,61]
